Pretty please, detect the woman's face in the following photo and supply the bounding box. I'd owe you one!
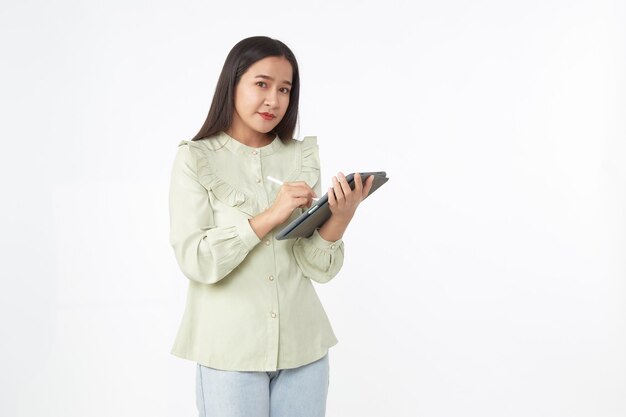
[229,56,293,142]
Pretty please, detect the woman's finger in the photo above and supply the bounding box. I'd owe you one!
[287,186,313,200]
[332,176,344,201]
[285,182,317,198]
[294,196,309,209]
[328,186,336,207]
[354,172,363,194]
[362,175,374,198]
[337,172,352,198]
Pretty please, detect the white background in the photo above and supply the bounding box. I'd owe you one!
[1,0,625,416]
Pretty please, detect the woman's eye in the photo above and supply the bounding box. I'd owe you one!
[256,81,267,87]
[280,88,290,94]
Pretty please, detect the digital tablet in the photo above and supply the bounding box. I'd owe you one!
[275,171,389,240]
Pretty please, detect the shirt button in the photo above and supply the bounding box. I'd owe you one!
[264,240,271,246]
[269,275,274,281]
[256,178,261,183]
[271,312,277,318]
[330,244,335,249]
[252,150,258,155]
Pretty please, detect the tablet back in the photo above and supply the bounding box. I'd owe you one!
[276,171,388,240]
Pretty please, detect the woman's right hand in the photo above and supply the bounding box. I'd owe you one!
[267,181,317,226]
[249,181,316,240]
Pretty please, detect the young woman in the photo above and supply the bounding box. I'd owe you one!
[168,36,374,417]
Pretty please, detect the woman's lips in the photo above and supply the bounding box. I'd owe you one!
[258,112,275,121]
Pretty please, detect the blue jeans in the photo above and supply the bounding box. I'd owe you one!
[196,353,330,417]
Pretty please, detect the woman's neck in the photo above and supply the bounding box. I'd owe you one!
[225,127,274,148]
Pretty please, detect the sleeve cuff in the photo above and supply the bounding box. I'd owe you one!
[307,228,343,251]
[235,217,262,251]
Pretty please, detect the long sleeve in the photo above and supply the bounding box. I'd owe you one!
[293,228,344,284]
[168,142,261,284]
[292,136,345,284]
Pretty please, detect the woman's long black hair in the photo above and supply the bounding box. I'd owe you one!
[191,36,300,142]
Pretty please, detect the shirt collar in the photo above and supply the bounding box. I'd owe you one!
[218,130,284,157]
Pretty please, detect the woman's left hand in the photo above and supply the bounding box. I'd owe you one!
[327,172,374,223]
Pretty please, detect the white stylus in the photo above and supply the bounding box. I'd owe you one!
[266,176,319,201]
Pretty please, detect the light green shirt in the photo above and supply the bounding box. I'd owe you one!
[168,131,344,371]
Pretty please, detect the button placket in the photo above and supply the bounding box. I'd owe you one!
[249,150,270,212]
[248,148,279,370]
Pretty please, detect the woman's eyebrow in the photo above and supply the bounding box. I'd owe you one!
[255,74,292,86]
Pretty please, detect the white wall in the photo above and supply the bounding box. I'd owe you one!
[1,0,624,416]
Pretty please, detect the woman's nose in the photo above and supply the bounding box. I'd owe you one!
[264,89,279,106]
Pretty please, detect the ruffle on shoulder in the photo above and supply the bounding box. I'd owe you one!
[177,140,256,216]
[300,136,320,189]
